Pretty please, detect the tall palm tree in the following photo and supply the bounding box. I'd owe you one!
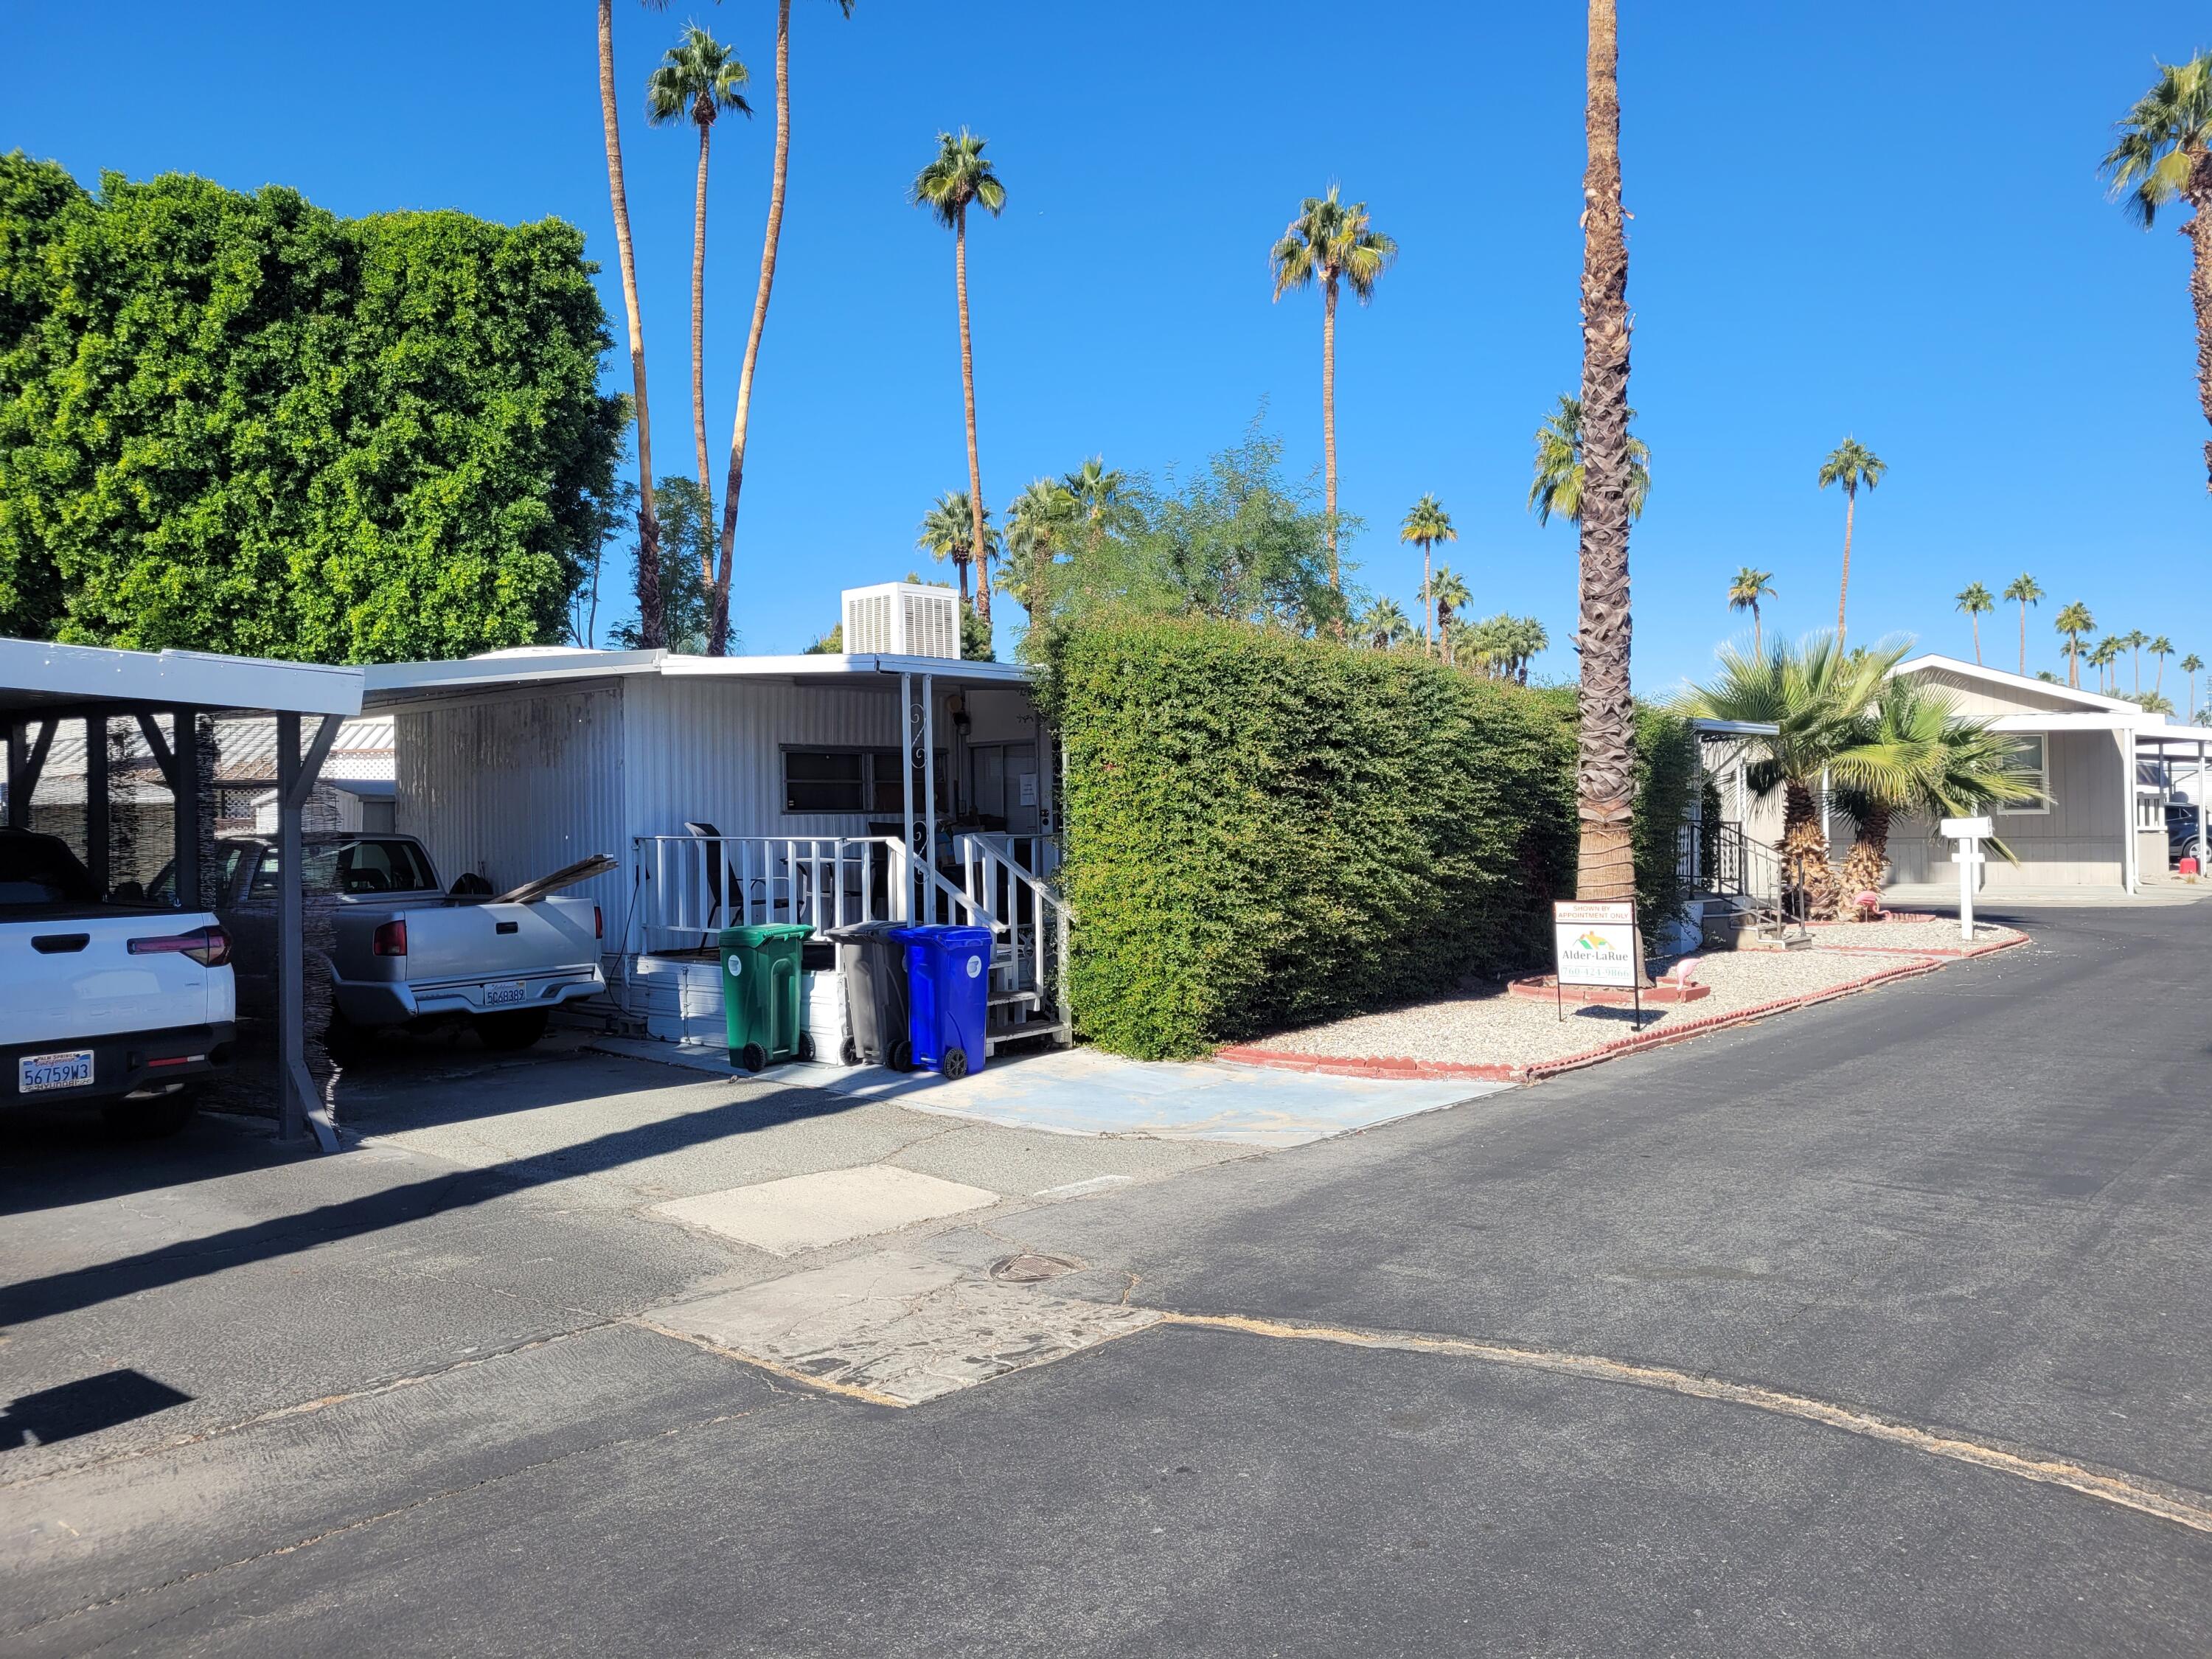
[712,0,858,659]
[647,24,751,641]
[1727,567,1775,654]
[1818,437,1887,642]
[1399,495,1455,657]
[1002,476,1074,618]
[2150,634,2175,695]
[2102,55,2212,492]
[1680,633,1906,917]
[597,0,670,647]
[1829,678,2043,911]
[1430,566,1470,665]
[1954,582,1994,664]
[911,130,1007,632]
[917,490,996,600]
[2183,652,2204,720]
[1270,184,1397,617]
[2054,601,2095,687]
[2122,628,2149,692]
[2002,573,2043,675]
[1527,394,1651,526]
[2087,636,2122,695]
[1511,615,1550,686]
[1359,598,1412,652]
[1572,0,1638,905]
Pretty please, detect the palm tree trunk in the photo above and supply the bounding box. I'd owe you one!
[1781,778,1836,919]
[1422,543,1433,655]
[1751,601,1761,656]
[1322,278,1339,609]
[689,119,715,594]
[598,0,663,647]
[1573,0,1638,907]
[2017,602,2027,676]
[2067,636,2079,688]
[1836,490,1854,642]
[955,206,991,630]
[2189,176,2212,492]
[1837,801,1891,919]
[1970,611,1980,664]
[711,0,792,659]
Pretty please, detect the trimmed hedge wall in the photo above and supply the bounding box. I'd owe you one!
[1051,616,1694,1060]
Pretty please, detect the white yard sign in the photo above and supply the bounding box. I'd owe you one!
[1554,900,1640,990]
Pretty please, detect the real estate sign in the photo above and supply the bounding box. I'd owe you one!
[1553,900,1640,990]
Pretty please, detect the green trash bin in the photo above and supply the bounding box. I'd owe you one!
[718,923,815,1073]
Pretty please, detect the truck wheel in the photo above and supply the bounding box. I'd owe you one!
[797,1033,815,1062]
[739,1043,768,1074]
[942,1047,969,1081]
[103,1089,198,1140]
[474,1009,549,1052]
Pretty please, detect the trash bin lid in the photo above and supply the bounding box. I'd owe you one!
[720,923,814,946]
[825,921,900,942]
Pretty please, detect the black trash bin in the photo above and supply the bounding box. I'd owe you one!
[827,921,912,1070]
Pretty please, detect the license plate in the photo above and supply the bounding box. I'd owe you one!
[483,981,527,1007]
[20,1050,94,1093]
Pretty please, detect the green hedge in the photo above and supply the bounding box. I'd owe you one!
[1051,617,1694,1060]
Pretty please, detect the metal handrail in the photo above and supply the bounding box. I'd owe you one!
[630,832,996,953]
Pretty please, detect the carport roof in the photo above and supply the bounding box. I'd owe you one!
[360,646,1030,709]
[0,638,364,719]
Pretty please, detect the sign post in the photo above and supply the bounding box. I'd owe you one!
[1553,900,1644,1027]
[1940,816,1992,942]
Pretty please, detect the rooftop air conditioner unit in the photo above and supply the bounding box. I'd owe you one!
[841,582,960,660]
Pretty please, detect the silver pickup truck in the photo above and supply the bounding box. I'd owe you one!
[176,833,606,1051]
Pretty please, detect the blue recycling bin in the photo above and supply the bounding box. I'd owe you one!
[886,925,993,1079]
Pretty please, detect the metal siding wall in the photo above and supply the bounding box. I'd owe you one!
[394,684,628,916]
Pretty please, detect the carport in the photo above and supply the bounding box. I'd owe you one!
[2,639,365,1148]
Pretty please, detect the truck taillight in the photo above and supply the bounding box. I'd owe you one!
[594,905,603,941]
[372,919,408,957]
[128,925,232,967]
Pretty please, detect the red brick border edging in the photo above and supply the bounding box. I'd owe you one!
[1212,933,2029,1086]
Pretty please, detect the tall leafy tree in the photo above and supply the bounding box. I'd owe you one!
[1818,437,1886,641]
[2103,55,2212,492]
[1399,495,1455,656]
[2002,573,2043,675]
[1573,0,1638,905]
[911,130,1006,633]
[647,23,751,644]
[713,0,858,659]
[1528,394,1650,526]
[2183,652,2205,720]
[2053,600,2094,687]
[609,476,714,652]
[1954,581,1994,664]
[1727,566,1775,655]
[597,0,670,647]
[1270,184,1397,619]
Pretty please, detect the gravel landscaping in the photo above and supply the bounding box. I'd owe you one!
[1243,933,2017,1071]
[1803,918,2025,952]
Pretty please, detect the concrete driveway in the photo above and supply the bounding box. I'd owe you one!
[4,901,2210,1655]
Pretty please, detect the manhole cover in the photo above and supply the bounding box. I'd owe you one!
[989,1252,1085,1284]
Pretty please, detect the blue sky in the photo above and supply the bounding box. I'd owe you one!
[9,3,2211,697]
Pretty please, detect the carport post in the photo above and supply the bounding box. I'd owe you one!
[275,712,340,1151]
[84,714,110,896]
[922,674,936,917]
[901,671,916,922]
[2199,744,2208,866]
[169,709,200,911]
[5,720,22,828]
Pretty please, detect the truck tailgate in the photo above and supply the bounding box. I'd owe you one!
[396,896,599,986]
[2,910,214,1047]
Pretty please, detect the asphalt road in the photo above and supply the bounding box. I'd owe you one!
[4,902,2210,1655]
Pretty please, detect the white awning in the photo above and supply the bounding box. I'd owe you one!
[0,638,363,719]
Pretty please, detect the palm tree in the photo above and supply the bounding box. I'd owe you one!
[711,0,858,661]
[647,24,751,643]
[2122,628,2149,693]
[1680,633,1906,917]
[1061,456,1135,551]
[1270,184,1398,616]
[2102,55,2212,492]
[2054,601,2095,687]
[2002,574,2043,675]
[911,131,1007,631]
[2088,636,2122,695]
[597,0,669,647]
[2150,635,2175,695]
[917,490,997,599]
[1002,476,1075,618]
[1430,566,1470,665]
[1727,567,1775,654]
[1818,437,1887,642]
[1829,678,2043,911]
[1954,582,1994,665]
[1527,394,1651,526]
[1510,615,1550,685]
[1399,495,1455,657]
[2183,653,2204,720]
[1359,598,1412,652]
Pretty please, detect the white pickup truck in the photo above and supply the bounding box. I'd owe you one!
[1,827,236,1134]
[187,832,606,1051]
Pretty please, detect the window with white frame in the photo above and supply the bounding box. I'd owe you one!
[2000,733,2049,815]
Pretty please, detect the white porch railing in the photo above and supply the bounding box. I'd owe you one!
[631,833,990,955]
[956,832,1073,1043]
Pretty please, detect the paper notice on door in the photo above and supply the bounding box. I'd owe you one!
[1018,774,1037,807]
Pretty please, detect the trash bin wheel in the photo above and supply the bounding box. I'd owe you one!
[797,1033,815,1062]
[943,1047,969,1081]
[841,1037,860,1066]
[738,1043,768,1074]
[888,1039,913,1073]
